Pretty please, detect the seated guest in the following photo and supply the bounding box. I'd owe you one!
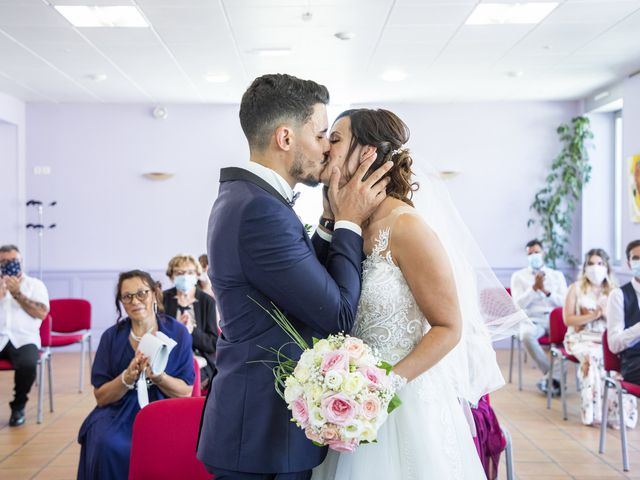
[77,270,194,480]
[163,255,218,387]
[564,248,635,427]
[0,244,49,426]
[511,239,567,395]
[197,253,215,298]
[608,240,640,386]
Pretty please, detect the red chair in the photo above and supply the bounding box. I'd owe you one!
[546,307,579,419]
[0,314,53,423]
[129,397,212,480]
[49,299,92,392]
[191,357,202,397]
[598,330,640,472]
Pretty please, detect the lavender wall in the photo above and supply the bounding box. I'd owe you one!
[622,75,640,251]
[354,101,581,268]
[0,92,26,252]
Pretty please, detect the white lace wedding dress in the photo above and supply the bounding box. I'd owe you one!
[312,227,487,480]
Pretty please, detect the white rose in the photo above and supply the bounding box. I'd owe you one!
[324,370,344,390]
[309,406,326,428]
[343,372,366,396]
[294,364,311,383]
[298,350,316,368]
[284,381,304,403]
[360,423,377,443]
[306,383,323,403]
[342,420,363,439]
[314,339,332,354]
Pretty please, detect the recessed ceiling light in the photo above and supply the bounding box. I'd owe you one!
[247,48,293,57]
[465,3,558,25]
[55,6,148,28]
[506,70,524,78]
[381,69,407,82]
[301,11,313,22]
[204,73,230,83]
[334,32,356,41]
[86,73,107,82]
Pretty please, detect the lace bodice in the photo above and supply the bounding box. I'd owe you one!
[351,228,427,365]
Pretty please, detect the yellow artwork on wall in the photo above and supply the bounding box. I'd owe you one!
[630,154,640,222]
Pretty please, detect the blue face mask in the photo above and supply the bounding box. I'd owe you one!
[631,260,640,278]
[174,274,198,293]
[527,253,544,271]
[1,259,21,277]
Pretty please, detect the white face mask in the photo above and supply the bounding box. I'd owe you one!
[585,264,607,285]
[527,252,544,271]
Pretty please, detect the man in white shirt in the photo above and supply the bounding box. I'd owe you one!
[0,245,50,426]
[511,239,568,395]
[607,240,640,385]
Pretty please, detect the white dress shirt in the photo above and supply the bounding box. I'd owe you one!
[606,278,640,354]
[244,161,361,239]
[0,275,49,350]
[510,266,568,320]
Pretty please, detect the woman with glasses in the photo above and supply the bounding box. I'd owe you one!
[163,254,218,389]
[77,270,195,480]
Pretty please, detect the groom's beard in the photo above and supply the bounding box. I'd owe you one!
[290,150,322,187]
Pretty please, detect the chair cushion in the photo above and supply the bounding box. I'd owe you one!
[622,381,640,398]
[0,359,13,370]
[558,347,579,364]
[50,334,85,346]
[538,335,551,346]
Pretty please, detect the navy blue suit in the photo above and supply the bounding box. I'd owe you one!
[197,168,363,476]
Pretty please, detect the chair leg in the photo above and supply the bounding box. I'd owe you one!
[87,333,93,368]
[79,339,85,393]
[37,358,44,424]
[508,335,515,384]
[502,427,514,480]
[547,352,554,409]
[47,354,54,413]
[517,337,523,391]
[599,379,610,454]
[561,358,568,420]
[618,387,629,471]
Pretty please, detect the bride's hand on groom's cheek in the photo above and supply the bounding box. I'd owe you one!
[328,156,392,227]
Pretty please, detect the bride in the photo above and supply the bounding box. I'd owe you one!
[313,108,527,479]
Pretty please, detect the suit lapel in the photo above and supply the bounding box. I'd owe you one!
[220,167,292,210]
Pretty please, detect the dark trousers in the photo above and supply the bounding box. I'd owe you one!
[207,467,312,480]
[0,341,38,411]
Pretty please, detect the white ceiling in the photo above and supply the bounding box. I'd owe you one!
[0,0,639,104]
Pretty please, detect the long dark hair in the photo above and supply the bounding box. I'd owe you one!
[335,108,419,206]
[115,269,164,324]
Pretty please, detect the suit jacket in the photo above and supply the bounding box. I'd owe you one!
[196,167,363,474]
[162,287,218,378]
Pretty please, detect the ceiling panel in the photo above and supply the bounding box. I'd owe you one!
[545,1,640,24]
[387,3,475,26]
[0,5,71,27]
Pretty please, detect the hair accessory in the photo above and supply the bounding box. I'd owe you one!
[392,147,407,156]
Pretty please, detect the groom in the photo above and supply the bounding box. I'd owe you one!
[197,74,392,479]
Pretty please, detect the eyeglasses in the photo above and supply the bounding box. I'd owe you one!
[121,289,151,304]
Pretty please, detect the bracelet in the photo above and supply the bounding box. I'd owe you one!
[121,372,135,390]
[319,216,335,231]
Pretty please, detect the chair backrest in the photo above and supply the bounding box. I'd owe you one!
[549,307,567,344]
[129,397,211,480]
[191,357,201,397]
[49,299,91,333]
[40,314,52,348]
[602,330,621,373]
[505,287,511,296]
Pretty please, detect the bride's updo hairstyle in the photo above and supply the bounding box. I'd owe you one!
[334,108,419,206]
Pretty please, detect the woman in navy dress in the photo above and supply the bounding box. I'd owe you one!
[77,270,195,480]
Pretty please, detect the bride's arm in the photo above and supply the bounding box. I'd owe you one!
[389,214,462,382]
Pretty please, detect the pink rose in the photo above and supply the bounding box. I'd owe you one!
[305,426,323,444]
[328,439,358,453]
[361,395,381,420]
[291,397,309,427]
[321,393,357,426]
[321,424,340,442]
[343,337,365,360]
[320,349,349,374]
[359,366,389,390]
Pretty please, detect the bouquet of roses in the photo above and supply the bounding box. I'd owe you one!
[255,302,401,453]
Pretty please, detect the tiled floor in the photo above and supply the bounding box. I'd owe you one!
[1,350,639,479]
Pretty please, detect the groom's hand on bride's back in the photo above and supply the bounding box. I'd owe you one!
[329,154,392,227]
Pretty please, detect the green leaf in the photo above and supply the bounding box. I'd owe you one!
[378,361,393,374]
[387,394,402,413]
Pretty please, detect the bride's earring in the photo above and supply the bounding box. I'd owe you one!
[153,303,158,314]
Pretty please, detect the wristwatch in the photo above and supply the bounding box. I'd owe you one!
[319,216,335,231]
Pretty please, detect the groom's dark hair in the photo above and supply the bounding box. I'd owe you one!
[239,74,329,151]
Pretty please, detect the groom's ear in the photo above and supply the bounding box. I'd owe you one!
[274,125,293,151]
